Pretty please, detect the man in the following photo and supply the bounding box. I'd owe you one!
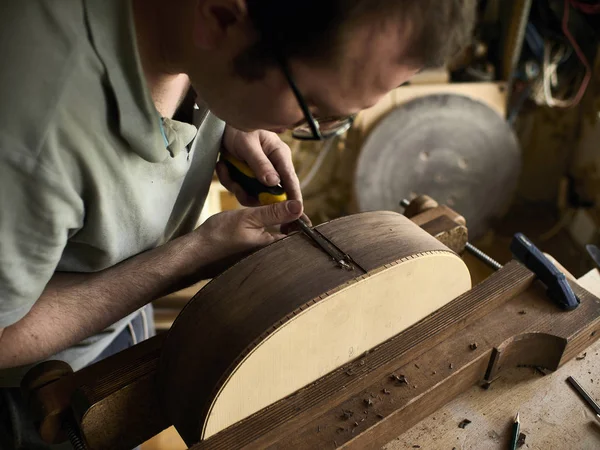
[0,0,474,447]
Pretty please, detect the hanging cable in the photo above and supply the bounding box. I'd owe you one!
[548,0,593,108]
[542,41,573,106]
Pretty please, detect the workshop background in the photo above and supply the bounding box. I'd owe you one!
[147,1,600,449]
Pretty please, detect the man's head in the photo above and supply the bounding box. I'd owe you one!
[181,0,476,134]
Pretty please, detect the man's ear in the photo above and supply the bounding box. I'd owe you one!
[193,0,249,50]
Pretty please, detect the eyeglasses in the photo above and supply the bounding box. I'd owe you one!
[278,57,355,141]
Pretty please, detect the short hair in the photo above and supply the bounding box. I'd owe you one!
[236,0,477,79]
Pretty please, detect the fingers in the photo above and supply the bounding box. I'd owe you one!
[222,126,302,204]
[280,213,312,235]
[245,200,303,228]
[215,161,261,207]
[268,232,287,241]
[259,132,303,203]
[299,213,312,226]
[232,132,281,187]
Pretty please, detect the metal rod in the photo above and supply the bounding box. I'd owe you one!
[567,376,600,415]
[465,242,504,271]
[66,421,88,450]
[296,219,353,270]
[400,198,503,271]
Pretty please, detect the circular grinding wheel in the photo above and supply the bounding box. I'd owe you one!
[354,94,521,240]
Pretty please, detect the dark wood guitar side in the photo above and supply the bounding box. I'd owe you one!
[158,212,459,444]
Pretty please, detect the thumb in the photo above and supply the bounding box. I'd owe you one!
[246,201,303,228]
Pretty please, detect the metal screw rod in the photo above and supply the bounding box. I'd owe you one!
[66,421,88,450]
[400,198,503,271]
[464,242,503,271]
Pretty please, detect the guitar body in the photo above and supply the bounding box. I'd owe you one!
[158,212,471,445]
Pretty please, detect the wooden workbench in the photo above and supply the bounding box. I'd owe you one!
[384,270,600,450]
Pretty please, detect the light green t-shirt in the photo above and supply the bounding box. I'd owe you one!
[0,0,225,377]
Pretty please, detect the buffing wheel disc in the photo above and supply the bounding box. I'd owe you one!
[354,94,521,239]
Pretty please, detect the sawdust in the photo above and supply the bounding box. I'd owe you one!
[390,373,408,384]
[487,430,501,443]
[341,409,354,420]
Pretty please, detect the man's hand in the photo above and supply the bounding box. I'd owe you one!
[195,200,303,277]
[216,126,302,206]
[0,200,303,369]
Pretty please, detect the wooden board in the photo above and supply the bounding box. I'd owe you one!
[158,212,470,444]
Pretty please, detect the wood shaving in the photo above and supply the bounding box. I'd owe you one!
[458,419,472,429]
[341,409,354,420]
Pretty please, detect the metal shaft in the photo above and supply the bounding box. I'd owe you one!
[567,376,600,415]
[66,421,88,450]
[464,242,503,271]
[296,219,353,270]
[400,198,502,271]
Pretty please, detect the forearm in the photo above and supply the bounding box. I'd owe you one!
[0,232,211,369]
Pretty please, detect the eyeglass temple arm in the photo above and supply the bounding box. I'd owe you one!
[277,56,322,140]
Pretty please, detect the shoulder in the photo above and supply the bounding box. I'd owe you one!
[0,0,93,161]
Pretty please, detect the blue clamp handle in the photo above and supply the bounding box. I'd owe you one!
[510,233,580,311]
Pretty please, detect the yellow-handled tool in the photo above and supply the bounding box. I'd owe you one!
[221,153,353,270]
[221,154,288,206]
